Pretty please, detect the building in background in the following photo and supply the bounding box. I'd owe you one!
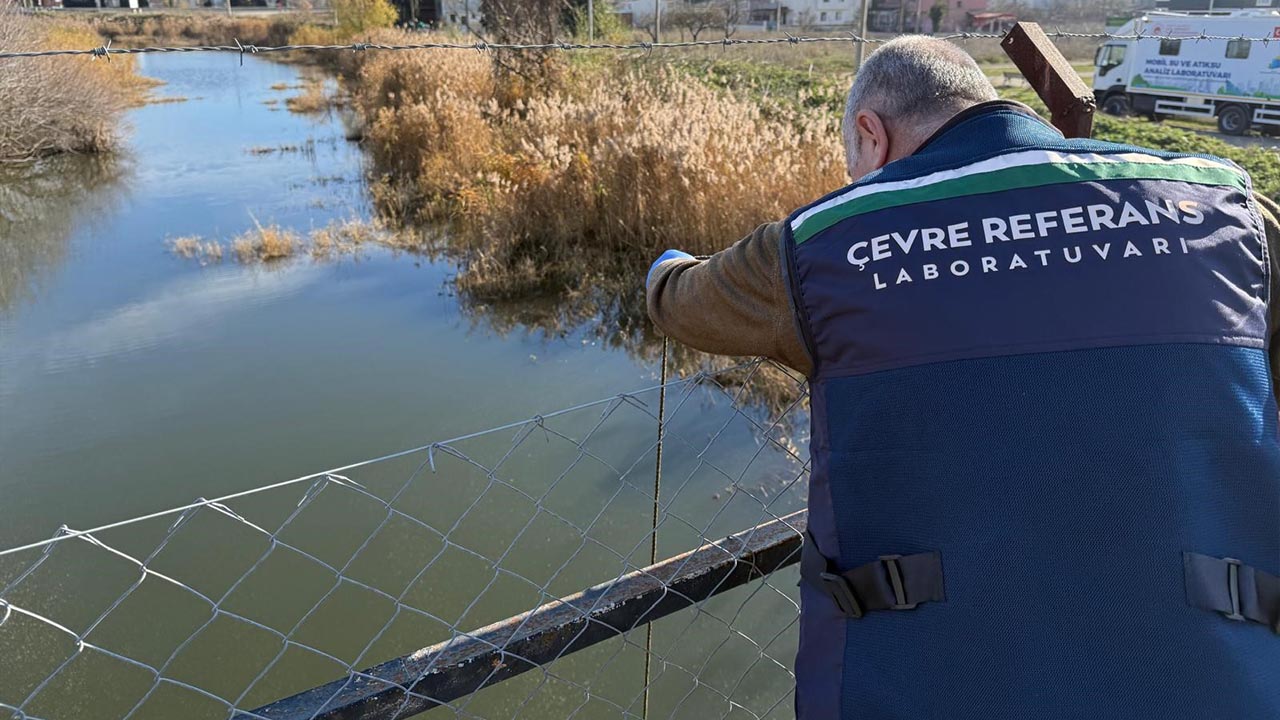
[870,0,1017,32]
[621,0,860,29]
[872,0,986,32]
[438,0,479,25]
[615,0,672,26]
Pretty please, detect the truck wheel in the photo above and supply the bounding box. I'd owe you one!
[1102,95,1131,116]
[1217,105,1251,136]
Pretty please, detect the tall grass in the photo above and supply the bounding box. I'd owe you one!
[354,31,846,298]
[76,12,308,48]
[0,9,152,162]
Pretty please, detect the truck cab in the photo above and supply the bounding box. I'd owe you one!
[1094,42,1134,115]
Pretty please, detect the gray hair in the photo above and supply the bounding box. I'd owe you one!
[843,36,997,168]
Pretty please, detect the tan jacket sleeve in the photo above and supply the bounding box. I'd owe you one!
[646,221,813,375]
[1251,193,1280,405]
[648,200,1280,400]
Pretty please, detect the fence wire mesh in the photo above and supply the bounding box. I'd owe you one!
[0,357,811,720]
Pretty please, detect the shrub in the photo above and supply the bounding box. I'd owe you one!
[334,0,398,38]
[0,9,150,161]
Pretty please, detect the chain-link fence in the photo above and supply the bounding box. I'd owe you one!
[0,357,811,720]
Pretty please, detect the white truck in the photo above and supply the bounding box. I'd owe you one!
[1094,10,1280,135]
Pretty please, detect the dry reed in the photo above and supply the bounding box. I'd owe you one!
[77,12,306,49]
[286,81,331,114]
[230,224,299,263]
[353,30,846,298]
[168,235,224,264]
[169,218,420,265]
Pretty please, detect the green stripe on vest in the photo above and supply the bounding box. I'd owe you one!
[793,162,1247,245]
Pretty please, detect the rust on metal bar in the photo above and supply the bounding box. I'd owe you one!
[1001,22,1095,139]
[240,510,808,720]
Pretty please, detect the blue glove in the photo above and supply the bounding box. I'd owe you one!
[646,249,695,289]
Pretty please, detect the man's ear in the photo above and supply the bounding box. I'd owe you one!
[847,109,891,181]
[856,110,891,171]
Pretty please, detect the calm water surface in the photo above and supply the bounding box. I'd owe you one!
[0,54,804,719]
[0,52,664,549]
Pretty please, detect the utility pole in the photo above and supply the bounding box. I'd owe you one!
[654,0,661,41]
[589,0,595,42]
[856,0,869,69]
[915,0,922,33]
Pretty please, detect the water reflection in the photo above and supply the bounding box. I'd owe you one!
[0,155,124,313]
[459,276,810,429]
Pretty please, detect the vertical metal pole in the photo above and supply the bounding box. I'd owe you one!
[589,0,595,42]
[654,0,661,40]
[855,0,869,69]
[642,336,669,720]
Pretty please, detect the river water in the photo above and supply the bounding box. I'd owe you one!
[0,53,806,719]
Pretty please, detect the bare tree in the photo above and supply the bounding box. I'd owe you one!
[666,1,722,41]
[721,0,742,37]
[479,0,577,96]
[480,0,569,42]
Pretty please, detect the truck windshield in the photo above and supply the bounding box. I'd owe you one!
[1097,45,1125,72]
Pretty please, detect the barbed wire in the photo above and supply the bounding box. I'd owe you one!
[3,29,1280,62]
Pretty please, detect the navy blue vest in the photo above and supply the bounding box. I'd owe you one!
[785,105,1280,718]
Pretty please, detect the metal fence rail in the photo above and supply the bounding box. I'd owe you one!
[243,510,807,720]
[0,358,811,720]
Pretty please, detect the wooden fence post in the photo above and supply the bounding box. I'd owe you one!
[1001,22,1096,139]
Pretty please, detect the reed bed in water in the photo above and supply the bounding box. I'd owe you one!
[168,218,423,265]
[74,12,307,49]
[352,30,848,298]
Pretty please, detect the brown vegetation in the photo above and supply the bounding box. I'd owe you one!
[76,12,307,49]
[285,81,332,114]
[168,235,224,264]
[168,218,421,265]
[0,9,153,161]
[352,30,846,299]
[231,223,299,263]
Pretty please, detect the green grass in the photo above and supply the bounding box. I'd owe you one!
[669,58,1280,202]
[997,85,1280,202]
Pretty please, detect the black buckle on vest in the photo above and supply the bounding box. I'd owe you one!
[818,571,863,618]
[1223,557,1246,622]
[880,554,918,610]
